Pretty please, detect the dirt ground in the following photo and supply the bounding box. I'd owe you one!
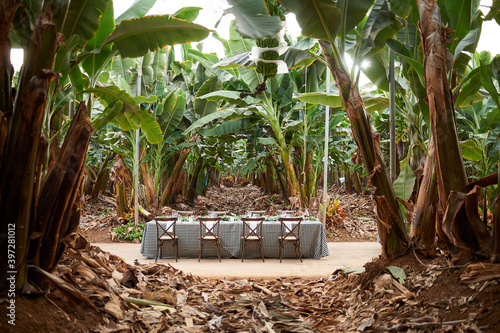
[3,184,499,332]
[2,244,498,332]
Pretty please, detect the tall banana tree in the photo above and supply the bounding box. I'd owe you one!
[0,0,210,291]
[277,0,408,257]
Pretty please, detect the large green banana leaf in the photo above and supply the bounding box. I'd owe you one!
[201,118,253,137]
[439,0,480,53]
[82,1,116,81]
[336,0,375,36]
[85,85,162,143]
[195,76,221,118]
[103,16,210,58]
[280,0,342,44]
[393,155,416,202]
[172,7,202,22]
[110,54,135,84]
[353,0,402,61]
[183,108,244,135]
[226,0,283,39]
[198,91,253,108]
[59,0,111,51]
[115,0,157,24]
[187,49,243,89]
[54,35,80,84]
[298,91,388,113]
[159,89,185,136]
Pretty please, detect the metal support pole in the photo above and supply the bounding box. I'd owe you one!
[322,67,331,226]
[134,73,142,226]
[389,48,397,181]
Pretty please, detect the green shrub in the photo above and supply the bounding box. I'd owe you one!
[113,220,145,242]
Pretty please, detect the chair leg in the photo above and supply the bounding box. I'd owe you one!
[259,241,264,262]
[175,240,179,262]
[216,240,221,262]
[298,240,302,263]
[155,242,159,262]
[279,240,283,263]
[198,241,202,262]
[241,241,246,262]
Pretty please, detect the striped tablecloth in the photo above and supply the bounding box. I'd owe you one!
[140,219,329,260]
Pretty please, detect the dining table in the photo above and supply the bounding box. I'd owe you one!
[140,217,329,260]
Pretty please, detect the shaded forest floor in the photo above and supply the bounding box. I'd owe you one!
[2,240,499,332]
[2,184,499,332]
[80,184,378,243]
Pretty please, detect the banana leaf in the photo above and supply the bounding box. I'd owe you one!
[82,1,116,81]
[115,0,157,24]
[226,0,283,39]
[280,0,341,44]
[58,0,111,51]
[195,76,221,117]
[103,16,210,58]
[85,85,162,143]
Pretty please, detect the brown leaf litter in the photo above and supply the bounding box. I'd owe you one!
[2,237,499,332]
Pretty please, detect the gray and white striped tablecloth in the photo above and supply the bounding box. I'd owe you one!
[140,220,329,260]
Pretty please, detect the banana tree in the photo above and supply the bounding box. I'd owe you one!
[0,0,210,291]
[276,0,408,257]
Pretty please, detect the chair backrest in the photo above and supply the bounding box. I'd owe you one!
[277,210,295,217]
[177,211,194,216]
[198,217,221,239]
[241,217,264,239]
[248,210,266,217]
[278,217,302,239]
[208,211,228,217]
[155,217,177,240]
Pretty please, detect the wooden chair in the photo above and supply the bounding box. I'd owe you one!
[240,217,265,262]
[177,210,194,216]
[208,211,228,217]
[277,217,303,263]
[198,217,222,262]
[247,210,266,217]
[277,210,295,217]
[155,217,179,262]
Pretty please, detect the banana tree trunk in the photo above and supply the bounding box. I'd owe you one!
[32,103,93,271]
[0,1,19,159]
[411,152,438,257]
[320,41,408,258]
[113,155,131,218]
[139,146,156,209]
[268,150,287,197]
[492,169,500,263]
[186,152,204,204]
[418,0,490,259]
[305,149,314,203]
[91,153,114,201]
[170,169,186,204]
[282,150,301,199]
[160,135,198,206]
[265,158,275,193]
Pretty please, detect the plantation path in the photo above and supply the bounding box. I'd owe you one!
[93,241,381,279]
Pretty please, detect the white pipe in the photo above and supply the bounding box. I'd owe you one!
[322,67,331,226]
[135,72,142,227]
[389,49,396,181]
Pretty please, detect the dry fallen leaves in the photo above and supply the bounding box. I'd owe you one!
[32,239,497,333]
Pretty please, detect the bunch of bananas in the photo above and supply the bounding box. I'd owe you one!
[256,62,278,78]
[265,0,285,20]
[254,0,284,78]
[256,37,279,48]
[261,50,279,60]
